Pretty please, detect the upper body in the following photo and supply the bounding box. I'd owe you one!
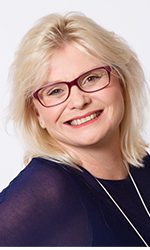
[4,12,150,246]
[0,154,150,246]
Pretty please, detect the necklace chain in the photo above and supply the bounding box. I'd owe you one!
[95,162,149,247]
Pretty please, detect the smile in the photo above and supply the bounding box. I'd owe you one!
[68,111,103,126]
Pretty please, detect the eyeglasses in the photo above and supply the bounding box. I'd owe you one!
[32,65,113,107]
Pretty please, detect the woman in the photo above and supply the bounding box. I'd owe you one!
[1,12,150,246]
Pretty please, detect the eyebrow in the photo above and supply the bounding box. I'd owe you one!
[41,65,101,87]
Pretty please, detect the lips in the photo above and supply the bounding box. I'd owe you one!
[66,110,103,126]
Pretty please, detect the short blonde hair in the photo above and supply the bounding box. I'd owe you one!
[7,12,149,168]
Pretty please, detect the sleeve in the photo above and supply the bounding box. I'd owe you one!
[0,158,89,246]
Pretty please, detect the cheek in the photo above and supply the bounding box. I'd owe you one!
[108,88,125,123]
[94,84,124,107]
[111,88,124,107]
[33,100,57,129]
[99,85,125,122]
[41,110,57,127]
[39,106,65,130]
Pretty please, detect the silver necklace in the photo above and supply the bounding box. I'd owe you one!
[95,162,150,247]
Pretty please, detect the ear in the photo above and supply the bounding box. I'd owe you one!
[38,117,46,129]
[34,108,46,129]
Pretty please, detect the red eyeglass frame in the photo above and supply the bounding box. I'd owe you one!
[32,65,113,107]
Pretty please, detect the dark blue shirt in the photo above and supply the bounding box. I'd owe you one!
[0,154,150,246]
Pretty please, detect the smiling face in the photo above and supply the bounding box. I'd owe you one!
[33,44,125,151]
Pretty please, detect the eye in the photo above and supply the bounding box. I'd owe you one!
[86,75,100,82]
[40,83,68,99]
[83,74,101,86]
[48,88,63,96]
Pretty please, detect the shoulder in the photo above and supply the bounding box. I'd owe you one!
[0,157,88,222]
[130,153,150,189]
[143,152,150,167]
[141,152,150,178]
[0,158,89,246]
[7,157,80,202]
[130,153,150,173]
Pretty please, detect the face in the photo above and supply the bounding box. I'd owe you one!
[33,44,125,151]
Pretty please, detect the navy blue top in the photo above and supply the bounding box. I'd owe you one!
[0,154,150,246]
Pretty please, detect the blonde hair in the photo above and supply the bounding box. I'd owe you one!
[7,12,149,168]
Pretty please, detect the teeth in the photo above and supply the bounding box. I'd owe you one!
[70,111,101,126]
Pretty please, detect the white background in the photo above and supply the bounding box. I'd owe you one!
[0,0,150,191]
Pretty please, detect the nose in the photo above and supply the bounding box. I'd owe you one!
[67,85,91,110]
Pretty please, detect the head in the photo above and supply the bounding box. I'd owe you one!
[7,12,149,167]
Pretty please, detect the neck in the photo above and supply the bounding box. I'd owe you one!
[78,145,127,180]
[61,131,128,180]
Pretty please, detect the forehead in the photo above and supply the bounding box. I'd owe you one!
[45,44,102,83]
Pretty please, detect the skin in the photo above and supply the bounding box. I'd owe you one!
[33,44,127,180]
